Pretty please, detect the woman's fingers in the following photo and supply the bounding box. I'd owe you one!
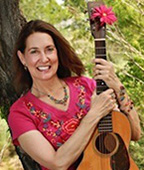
[94,70,109,76]
[90,88,117,121]
[93,59,115,80]
[93,58,108,65]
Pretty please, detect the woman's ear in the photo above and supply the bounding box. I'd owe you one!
[17,50,26,66]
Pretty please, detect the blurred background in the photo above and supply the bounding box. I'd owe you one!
[0,0,144,169]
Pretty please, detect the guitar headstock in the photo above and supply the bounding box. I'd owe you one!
[86,1,117,94]
[87,1,106,40]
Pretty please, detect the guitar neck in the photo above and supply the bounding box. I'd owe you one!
[95,39,112,133]
[95,39,109,95]
[87,1,112,132]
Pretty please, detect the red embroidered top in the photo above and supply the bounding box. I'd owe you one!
[8,76,96,170]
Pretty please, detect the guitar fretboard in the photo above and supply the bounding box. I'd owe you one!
[98,113,113,132]
[95,39,106,59]
[95,39,108,94]
[95,39,112,132]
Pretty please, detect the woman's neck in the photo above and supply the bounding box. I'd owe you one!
[31,76,65,97]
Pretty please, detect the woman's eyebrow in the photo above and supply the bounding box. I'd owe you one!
[28,44,55,51]
[28,47,38,51]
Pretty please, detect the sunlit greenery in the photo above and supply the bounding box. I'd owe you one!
[1,0,144,169]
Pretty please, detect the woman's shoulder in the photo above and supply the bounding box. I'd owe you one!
[8,91,33,125]
[9,92,29,112]
[65,76,96,87]
[65,76,96,93]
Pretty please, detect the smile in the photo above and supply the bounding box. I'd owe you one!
[37,65,51,71]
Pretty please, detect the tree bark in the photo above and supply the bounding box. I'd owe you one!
[0,0,26,118]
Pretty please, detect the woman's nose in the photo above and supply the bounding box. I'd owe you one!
[41,52,50,62]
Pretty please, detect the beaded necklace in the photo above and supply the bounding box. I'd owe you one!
[32,85,69,106]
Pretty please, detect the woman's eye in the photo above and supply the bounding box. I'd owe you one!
[47,47,54,52]
[30,50,38,54]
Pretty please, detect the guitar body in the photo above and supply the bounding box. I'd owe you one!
[78,111,139,170]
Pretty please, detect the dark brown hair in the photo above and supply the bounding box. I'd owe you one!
[13,20,85,95]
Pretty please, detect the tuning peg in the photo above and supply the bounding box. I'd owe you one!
[90,8,94,12]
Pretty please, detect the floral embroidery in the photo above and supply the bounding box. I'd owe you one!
[50,120,61,128]
[73,78,81,87]
[62,118,80,135]
[26,102,51,123]
[45,129,53,136]
[43,124,48,131]
[73,78,88,120]
[25,77,90,149]
[25,101,66,147]
[76,109,86,120]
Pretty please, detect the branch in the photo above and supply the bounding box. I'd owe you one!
[136,0,144,15]
[108,25,144,60]
[122,70,144,84]
[113,64,144,84]
[121,0,144,15]
[124,52,144,72]
[107,26,144,73]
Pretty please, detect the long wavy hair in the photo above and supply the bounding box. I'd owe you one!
[13,20,85,95]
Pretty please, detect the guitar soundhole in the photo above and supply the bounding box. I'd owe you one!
[95,132,118,155]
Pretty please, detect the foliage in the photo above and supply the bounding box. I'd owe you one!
[1,0,144,169]
[0,117,22,169]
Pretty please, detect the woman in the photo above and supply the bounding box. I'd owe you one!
[8,20,141,170]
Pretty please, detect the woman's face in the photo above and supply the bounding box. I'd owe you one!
[18,32,59,83]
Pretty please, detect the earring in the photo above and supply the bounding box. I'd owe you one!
[24,65,27,71]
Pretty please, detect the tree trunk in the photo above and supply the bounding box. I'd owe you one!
[0,0,26,118]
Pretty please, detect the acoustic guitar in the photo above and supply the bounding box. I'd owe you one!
[78,1,139,170]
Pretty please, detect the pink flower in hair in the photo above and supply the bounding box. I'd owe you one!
[91,5,117,26]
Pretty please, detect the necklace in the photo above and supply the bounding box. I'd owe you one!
[32,85,69,106]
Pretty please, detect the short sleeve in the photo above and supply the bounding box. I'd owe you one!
[8,100,37,145]
[80,76,96,95]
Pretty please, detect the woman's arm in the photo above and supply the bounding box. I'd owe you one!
[111,81,141,141]
[18,88,116,170]
[94,58,141,141]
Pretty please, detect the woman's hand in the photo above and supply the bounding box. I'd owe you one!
[93,58,122,93]
[86,88,117,124]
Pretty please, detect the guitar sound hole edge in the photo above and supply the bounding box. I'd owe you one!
[93,132,119,156]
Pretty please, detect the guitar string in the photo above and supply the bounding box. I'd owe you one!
[96,40,116,168]
[96,40,106,168]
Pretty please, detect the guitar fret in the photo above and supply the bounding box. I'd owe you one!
[99,127,112,130]
[95,54,106,57]
[99,128,112,130]
[99,126,112,129]
[100,120,112,123]
[96,47,106,49]
[96,49,106,55]
[99,124,112,127]
[99,127,112,129]
[94,38,106,41]
[99,120,112,123]
[99,129,112,132]
[102,116,111,119]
